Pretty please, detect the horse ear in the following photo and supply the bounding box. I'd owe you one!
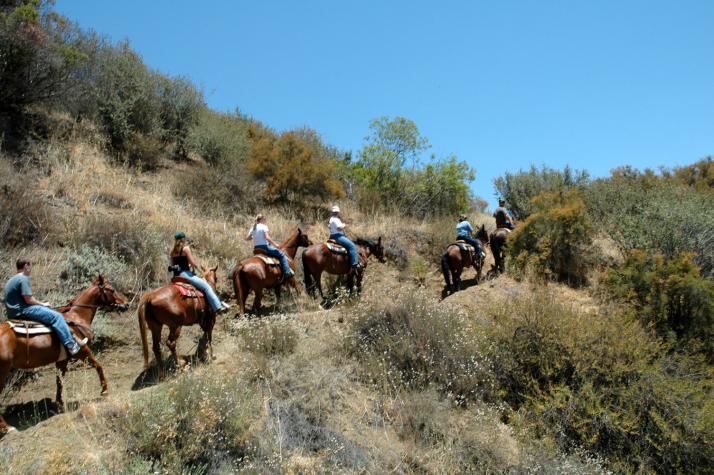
[211,265,218,272]
[378,236,382,245]
[97,274,104,284]
[298,227,302,234]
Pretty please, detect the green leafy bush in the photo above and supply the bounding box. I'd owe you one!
[58,244,130,292]
[508,190,594,286]
[605,250,714,360]
[583,170,714,278]
[187,108,251,166]
[487,292,714,473]
[493,165,589,220]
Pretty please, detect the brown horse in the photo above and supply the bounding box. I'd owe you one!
[137,267,219,380]
[302,237,386,299]
[0,275,128,433]
[231,228,311,315]
[490,228,510,274]
[441,225,489,296]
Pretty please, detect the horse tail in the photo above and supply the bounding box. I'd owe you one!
[137,293,151,369]
[441,251,452,288]
[302,252,315,296]
[232,263,246,314]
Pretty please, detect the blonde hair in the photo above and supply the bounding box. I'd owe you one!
[253,213,264,230]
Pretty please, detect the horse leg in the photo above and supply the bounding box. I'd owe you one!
[150,324,165,380]
[80,348,109,396]
[0,361,16,433]
[274,285,281,309]
[253,288,263,314]
[454,268,462,291]
[55,360,69,408]
[167,326,185,371]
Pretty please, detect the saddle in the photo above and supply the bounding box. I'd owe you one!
[171,277,204,298]
[325,240,348,254]
[7,319,54,336]
[252,248,281,266]
[453,240,475,254]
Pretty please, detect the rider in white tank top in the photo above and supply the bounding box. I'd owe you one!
[250,223,269,246]
[328,216,345,235]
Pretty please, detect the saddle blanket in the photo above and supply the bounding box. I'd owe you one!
[454,241,475,253]
[7,320,53,335]
[172,282,204,298]
[255,254,280,266]
[325,241,348,254]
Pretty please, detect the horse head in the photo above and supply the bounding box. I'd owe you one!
[203,266,218,289]
[475,224,489,244]
[296,228,312,247]
[358,237,386,263]
[92,274,129,312]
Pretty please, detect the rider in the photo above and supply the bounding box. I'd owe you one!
[456,214,487,259]
[2,258,86,356]
[493,199,515,230]
[328,205,360,271]
[245,214,294,280]
[169,231,230,313]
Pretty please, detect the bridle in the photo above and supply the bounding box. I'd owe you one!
[62,283,123,310]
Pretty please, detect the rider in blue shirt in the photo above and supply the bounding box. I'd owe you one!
[3,258,85,355]
[456,215,486,259]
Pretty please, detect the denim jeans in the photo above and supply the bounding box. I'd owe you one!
[457,235,483,254]
[254,244,292,276]
[330,233,359,266]
[178,271,222,312]
[21,304,79,351]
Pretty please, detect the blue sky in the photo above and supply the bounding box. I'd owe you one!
[56,1,713,202]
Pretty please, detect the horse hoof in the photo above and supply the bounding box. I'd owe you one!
[1,426,17,434]
[101,390,109,397]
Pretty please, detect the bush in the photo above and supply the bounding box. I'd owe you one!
[58,244,131,293]
[345,290,496,404]
[0,160,57,246]
[583,170,714,278]
[187,108,251,166]
[493,165,589,220]
[112,371,259,472]
[605,250,714,360]
[508,190,594,286]
[241,320,298,358]
[487,291,714,473]
[71,211,164,289]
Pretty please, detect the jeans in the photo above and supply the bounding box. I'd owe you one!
[21,305,79,352]
[457,235,483,254]
[330,233,359,266]
[255,244,293,276]
[178,271,222,312]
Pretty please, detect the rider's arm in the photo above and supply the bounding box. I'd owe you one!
[245,229,253,241]
[23,295,50,307]
[183,246,203,273]
[264,231,280,248]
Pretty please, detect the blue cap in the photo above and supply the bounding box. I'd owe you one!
[175,231,186,240]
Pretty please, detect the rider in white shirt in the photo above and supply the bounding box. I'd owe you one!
[328,205,360,269]
[246,214,294,279]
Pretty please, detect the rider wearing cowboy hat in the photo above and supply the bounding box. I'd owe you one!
[456,214,486,259]
[328,205,360,270]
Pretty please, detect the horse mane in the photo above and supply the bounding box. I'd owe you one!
[354,237,375,248]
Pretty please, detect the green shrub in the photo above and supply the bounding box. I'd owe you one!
[494,165,590,220]
[112,371,259,472]
[186,108,251,166]
[71,212,164,288]
[508,190,594,286]
[487,292,714,473]
[58,244,131,293]
[345,290,496,404]
[583,170,714,278]
[605,250,714,360]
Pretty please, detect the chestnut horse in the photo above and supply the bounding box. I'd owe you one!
[441,225,489,295]
[137,267,219,380]
[0,275,128,433]
[490,228,510,274]
[302,237,386,299]
[231,228,311,314]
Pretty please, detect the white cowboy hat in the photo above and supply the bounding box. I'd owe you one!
[331,205,341,213]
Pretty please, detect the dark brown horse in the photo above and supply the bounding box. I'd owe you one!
[441,225,489,296]
[137,267,219,380]
[0,275,128,433]
[302,237,386,299]
[231,228,311,315]
[490,228,510,274]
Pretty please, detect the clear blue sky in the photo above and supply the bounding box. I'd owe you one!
[56,1,713,201]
